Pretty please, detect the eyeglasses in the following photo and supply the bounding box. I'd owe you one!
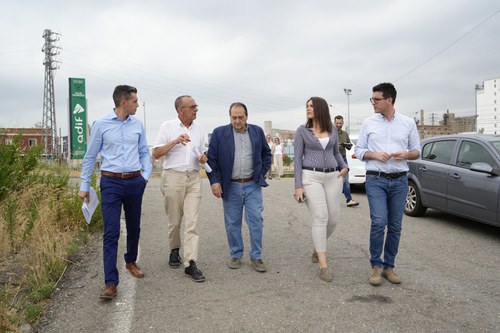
[369,97,388,104]
[181,105,198,110]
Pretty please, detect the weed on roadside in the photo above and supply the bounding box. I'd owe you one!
[0,139,103,331]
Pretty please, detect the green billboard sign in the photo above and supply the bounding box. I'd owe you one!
[69,78,87,159]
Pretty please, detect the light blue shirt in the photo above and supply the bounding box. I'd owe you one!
[231,127,253,179]
[80,110,152,192]
[355,112,420,173]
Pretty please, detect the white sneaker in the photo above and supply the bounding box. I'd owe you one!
[346,200,359,207]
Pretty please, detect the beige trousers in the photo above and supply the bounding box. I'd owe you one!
[161,169,201,267]
[273,154,283,178]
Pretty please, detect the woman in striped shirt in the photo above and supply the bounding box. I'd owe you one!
[294,97,349,282]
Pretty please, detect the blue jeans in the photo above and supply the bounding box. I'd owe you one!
[222,181,264,260]
[342,157,352,202]
[365,174,408,268]
[100,175,147,286]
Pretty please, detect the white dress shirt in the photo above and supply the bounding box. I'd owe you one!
[154,118,206,171]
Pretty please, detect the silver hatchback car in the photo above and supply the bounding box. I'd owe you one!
[405,134,500,228]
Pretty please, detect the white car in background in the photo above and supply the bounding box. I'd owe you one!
[344,135,366,185]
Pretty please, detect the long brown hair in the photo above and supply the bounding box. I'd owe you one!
[306,97,332,133]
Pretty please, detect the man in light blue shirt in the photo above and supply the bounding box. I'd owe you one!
[355,83,420,287]
[79,85,152,299]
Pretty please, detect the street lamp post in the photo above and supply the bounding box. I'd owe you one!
[474,84,482,134]
[343,88,352,133]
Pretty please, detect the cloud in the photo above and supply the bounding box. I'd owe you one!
[1,1,499,144]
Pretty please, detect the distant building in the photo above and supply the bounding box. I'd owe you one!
[0,127,70,160]
[263,121,294,140]
[476,77,500,134]
[0,127,45,149]
[416,111,476,139]
[442,112,476,134]
[263,121,272,137]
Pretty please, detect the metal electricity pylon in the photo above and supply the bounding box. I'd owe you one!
[42,29,61,158]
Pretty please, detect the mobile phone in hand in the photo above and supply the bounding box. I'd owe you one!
[295,193,306,203]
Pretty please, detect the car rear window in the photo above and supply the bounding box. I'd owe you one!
[422,140,456,164]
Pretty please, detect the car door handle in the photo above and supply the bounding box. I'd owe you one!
[450,173,461,179]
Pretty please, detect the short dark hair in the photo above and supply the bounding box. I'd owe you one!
[229,102,248,116]
[334,115,344,121]
[373,82,397,104]
[174,95,192,111]
[306,97,332,133]
[113,85,137,107]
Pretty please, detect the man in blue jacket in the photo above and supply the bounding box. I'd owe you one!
[207,102,272,272]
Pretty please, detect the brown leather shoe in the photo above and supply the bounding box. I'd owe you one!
[382,268,402,284]
[126,263,145,278]
[369,267,382,286]
[311,251,319,263]
[100,284,117,300]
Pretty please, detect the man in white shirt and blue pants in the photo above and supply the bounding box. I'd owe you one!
[355,83,420,286]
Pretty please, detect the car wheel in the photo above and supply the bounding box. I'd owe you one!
[405,181,427,217]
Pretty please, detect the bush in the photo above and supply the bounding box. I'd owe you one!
[0,135,43,201]
[0,139,104,330]
[283,154,292,166]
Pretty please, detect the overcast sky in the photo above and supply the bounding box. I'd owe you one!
[1,1,499,144]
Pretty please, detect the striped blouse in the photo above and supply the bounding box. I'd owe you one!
[294,125,347,189]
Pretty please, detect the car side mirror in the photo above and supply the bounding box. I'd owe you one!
[469,162,497,175]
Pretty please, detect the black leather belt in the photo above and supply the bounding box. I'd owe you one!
[231,178,253,183]
[302,166,340,173]
[101,170,141,179]
[366,171,407,178]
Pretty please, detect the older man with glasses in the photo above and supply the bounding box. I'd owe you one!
[153,95,208,282]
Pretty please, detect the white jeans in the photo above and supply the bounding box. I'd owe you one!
[302,170,343,252]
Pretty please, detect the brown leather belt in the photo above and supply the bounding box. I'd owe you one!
[101,170,141,179]
[231,178,253,183]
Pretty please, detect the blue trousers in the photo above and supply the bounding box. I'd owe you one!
[365,174,408,268]
[342,157,352,202]
[100,175,147,286]
[222,181,264,260]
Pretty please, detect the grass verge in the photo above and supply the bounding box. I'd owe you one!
[0,156,102,332]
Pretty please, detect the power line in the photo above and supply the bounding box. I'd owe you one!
[61,35,305,109]
[394,10,500,82]
[347,10,500,107]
